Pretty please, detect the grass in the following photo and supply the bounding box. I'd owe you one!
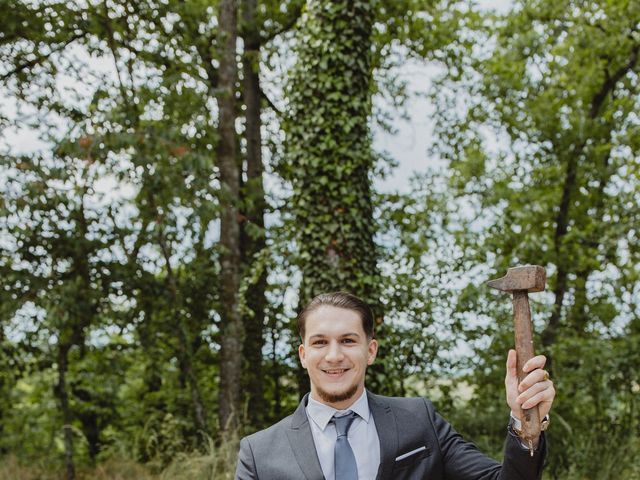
[0,455,158,480]
[1,431,240,480]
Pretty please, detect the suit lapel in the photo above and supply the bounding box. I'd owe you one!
[286,394,326,480]
[368,392,398,480]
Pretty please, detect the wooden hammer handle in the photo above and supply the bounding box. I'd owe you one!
[512,291,541,445]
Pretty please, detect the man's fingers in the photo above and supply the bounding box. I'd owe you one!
[505,350,519,394]
[506,349,517,368]
[506,350,556,420]
[505,349,517,380]
[520,386,555,410]
[517,380,554,408]
[518,369,550,392]
[522,354,547,373]
[505,350,522,416]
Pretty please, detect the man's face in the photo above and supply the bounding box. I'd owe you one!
[298,305,378,409]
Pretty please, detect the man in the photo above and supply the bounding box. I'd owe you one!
[236,292,555,480]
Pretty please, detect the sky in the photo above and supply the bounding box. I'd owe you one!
[372,61,440,193]
[373,0,514,193]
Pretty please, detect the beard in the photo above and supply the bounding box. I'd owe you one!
[315,382,359,405]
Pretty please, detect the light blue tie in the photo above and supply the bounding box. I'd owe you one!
[333,411,359,480]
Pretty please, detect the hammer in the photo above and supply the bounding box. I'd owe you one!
[487,265,545,453]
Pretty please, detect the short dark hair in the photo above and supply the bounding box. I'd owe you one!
[297,291,375,341]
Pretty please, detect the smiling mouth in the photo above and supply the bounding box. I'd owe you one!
[322,368,350,376]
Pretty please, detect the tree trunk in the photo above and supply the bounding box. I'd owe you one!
[55,344,75,480]
[217,0,244,432]
[78,411,100,464]
[71,382,101,465]
[285,0,380,397]
[240,0,268,429]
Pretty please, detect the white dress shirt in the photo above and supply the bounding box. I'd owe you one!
[305,390,381,480]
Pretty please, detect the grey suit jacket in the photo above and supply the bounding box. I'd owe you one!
[235,392,546,480]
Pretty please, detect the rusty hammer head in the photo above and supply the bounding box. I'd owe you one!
[487,265,546,293]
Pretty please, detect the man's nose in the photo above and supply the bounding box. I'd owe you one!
[325,341,344,361]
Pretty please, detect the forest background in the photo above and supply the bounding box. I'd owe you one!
[1,0,639,479]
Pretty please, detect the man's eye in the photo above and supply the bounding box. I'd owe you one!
[313,340,326,346]
[342,338,355,343]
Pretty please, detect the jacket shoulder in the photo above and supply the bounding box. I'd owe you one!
[241,412,295,446]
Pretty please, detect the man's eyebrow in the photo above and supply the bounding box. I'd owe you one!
[308,334,327,341]
[307,332,361,340]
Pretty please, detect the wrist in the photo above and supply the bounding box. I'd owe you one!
[510,411,550,433]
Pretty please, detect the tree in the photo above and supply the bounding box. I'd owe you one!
[283,0,380,395]
[215,0,245,432]
[0,150,126,478]
[2,0,223,469]
[426,0,640,475]
[285,0,379,306]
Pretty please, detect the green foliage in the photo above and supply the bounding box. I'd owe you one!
[0,429,240,480]
[422,0,640,477]
[283,0,380,308]
[0,454,153,480]
[159,432,240,480]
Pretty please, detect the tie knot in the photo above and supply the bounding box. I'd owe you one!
[333,411,358,437]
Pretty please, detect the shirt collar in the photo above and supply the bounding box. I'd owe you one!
[306,389,371,431]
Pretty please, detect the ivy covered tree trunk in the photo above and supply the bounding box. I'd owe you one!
[217,0,244,431]
[284,0,380,395]
[285,0,379,306]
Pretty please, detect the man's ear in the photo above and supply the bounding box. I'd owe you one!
[299,343,307,369]
[367,339,378,365]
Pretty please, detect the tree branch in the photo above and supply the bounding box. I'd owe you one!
[589,43,640,118]
[1,32,87,82]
